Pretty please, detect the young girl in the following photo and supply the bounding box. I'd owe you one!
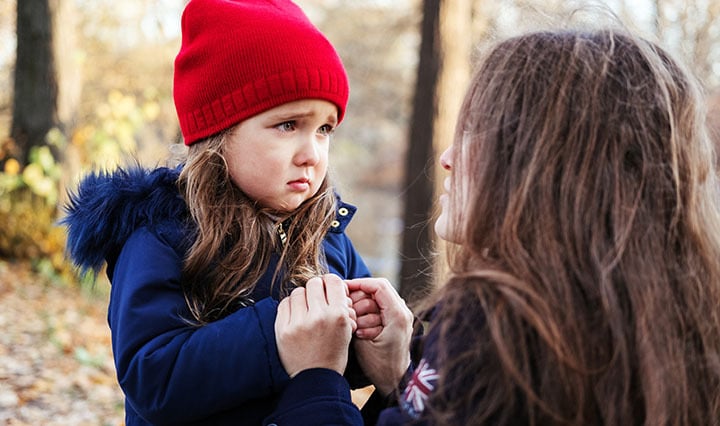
[267,25,720,425]
[62,0,377,424]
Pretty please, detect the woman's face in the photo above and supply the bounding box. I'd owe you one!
[224,99,337,213]
[435,143,460,243]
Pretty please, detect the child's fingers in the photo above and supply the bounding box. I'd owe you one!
[355,326,382,340]
[353,297,380,316]
[349,289,371,304]
[356,312,382,330]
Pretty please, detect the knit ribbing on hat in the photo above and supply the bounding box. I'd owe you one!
[173,0,349,145]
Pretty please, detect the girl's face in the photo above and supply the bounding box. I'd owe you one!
[225,99,337,213]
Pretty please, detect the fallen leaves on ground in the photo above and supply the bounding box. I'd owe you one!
[0,260,124,426]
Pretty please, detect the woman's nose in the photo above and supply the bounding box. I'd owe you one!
[439,145,453,170]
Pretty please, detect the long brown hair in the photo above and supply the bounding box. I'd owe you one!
[427,28,720,424]
[177,131,336,324]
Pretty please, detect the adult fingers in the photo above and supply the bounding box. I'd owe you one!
[346,278,402,310]
[322,274,349,306]
[276,295,291,327]
[304,276,327,309]
[322,275,357,333]
[287,286,309,320]
[348,305,358,334]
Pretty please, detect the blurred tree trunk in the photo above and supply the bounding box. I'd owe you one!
[53,0,82,205]
[54,0,80,132]
[11,0,57,166]
[399,0,440,303]
[399,0,471,304]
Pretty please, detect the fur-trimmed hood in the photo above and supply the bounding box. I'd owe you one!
[62,166,359,275]
[62,166,188,273]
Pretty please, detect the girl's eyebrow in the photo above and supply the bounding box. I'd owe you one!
[268,110,338,125]
[270,110,313,120]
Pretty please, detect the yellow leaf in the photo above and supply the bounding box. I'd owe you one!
[4,158,20,176]
[22,163,44,185]
[71,125,95,147]
[142,101,161,121]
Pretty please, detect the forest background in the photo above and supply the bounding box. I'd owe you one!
[1,0,719,424]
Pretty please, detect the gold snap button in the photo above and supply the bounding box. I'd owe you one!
[338,207,349,216]
[331,220,340,228]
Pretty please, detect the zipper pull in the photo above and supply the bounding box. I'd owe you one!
[277,222,287,245]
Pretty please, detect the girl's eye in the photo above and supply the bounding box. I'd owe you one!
[276,121,296,132]
[318,124,334,136]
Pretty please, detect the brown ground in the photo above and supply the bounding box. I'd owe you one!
[0,260,124,425]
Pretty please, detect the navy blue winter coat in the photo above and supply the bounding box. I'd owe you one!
[63,166,370,425]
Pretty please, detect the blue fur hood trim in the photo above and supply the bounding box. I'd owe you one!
[61,166,187,272]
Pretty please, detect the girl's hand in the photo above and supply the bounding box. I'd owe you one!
[275,274,356,378]
[350,289,382,340]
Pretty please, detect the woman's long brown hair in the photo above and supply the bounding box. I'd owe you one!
[426,28,720,424]
[177,132,335,324]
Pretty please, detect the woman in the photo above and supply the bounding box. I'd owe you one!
[268,26,720,425]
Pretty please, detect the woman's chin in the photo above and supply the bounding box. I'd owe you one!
[434,215,450,242]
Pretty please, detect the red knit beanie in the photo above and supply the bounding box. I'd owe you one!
[173,0,349,145]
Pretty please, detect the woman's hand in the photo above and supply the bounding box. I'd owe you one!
[275,274,357,378]
[346,277,414,395]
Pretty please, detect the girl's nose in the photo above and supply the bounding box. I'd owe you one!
[295,135,320,166]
